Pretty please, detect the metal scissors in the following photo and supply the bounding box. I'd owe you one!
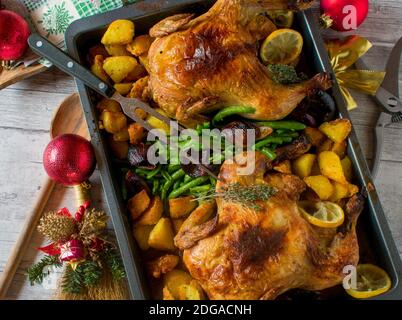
[355,37,402,180]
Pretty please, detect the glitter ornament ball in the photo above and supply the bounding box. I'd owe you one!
[320,0,369,32]
[43,134,96,186]
[0,9,30,61]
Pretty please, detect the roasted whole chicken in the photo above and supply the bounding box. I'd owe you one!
[177,150,363,299]
[147,0,331,127]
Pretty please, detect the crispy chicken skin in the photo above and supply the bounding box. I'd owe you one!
[182,152,363,300]
[147,0,331,127]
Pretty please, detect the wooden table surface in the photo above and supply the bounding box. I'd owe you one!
[0,1,401,300]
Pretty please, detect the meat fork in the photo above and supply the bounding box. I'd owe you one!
[355,37,402,180]
[28,33,219,180]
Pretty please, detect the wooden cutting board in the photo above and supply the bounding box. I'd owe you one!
[0,63,48,89]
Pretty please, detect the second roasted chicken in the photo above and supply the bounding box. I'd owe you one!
[176,151,363,299]
[147,0,331,127]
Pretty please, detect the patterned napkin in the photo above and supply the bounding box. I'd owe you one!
[23,0,138,47]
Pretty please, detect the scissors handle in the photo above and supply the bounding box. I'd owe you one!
[375,87,402,113]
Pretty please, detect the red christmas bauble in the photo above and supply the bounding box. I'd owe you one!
[320,0,369,32]
[43,134,96,186]
[0,9,30,60]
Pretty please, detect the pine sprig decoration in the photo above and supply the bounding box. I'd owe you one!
[61,261,103,294]
[62,264,84,294]
[38,211,77,242]
[27,255,62,285]
[81,261,103,287]
[104,248,126,280]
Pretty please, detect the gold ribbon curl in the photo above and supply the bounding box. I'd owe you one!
[326,35,386,110]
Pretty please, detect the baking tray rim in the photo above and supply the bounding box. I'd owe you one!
[65,0,402,300]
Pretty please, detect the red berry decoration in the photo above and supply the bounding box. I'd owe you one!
[320,0,369,32]
[0,9,30,61]
[43,134,96,186]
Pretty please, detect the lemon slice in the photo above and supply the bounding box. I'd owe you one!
[298,200,344,228]
[267,10,295,28]
[260,29,303,65]
[346,264,392,299]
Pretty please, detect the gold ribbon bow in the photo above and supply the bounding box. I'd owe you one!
[326,36,386,110]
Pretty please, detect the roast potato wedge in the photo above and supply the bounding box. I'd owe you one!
[304,175,334,200]
[318,151,348,184]
[128,189,151,220]
[135,196,163,226]
[341,156,353,182]
[163,286,175,300]
[90,55,109,82]
[127,35,154,56]
[147,255,180,278]
[148,218,176,251]
[114,83,133,95]
[99,110,127,134]
[97,98,121,113]
[329,181,350,202]
[178,280,205,300]
[169,196,198,218]
[105,44,131,56]
[103,56,138,83]
[304,127,326,147]
[319,119,352,143]
[132,225,153,251]
[163,269,193,299]
[101,19,135,45]
[128,123,145,145]
[292,154,316,179]
[113,128,129,142]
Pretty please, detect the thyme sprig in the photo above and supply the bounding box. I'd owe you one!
[193,182,277,210]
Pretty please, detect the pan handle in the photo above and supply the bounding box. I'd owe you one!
[28,33,115,98]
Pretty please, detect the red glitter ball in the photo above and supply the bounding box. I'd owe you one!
[43,134,96,186]
[0,9,30,60]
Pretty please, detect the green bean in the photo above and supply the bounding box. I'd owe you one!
[135,168,151,175]
[173,180,181,190]
[161,169,186,200]
[168,176,209,199]
[190,185,212,195]
[281,137,293,143]
[273,132,299,138]
[256,121,306,130]
[147,166,161,180]
[275,129,287,135]
[260,147,277,160]
[252,137,284,150]
[161,169,172,181]
[212,106,255,124]
[152,180,159,195]
[168,164,181,173]
[209,176,217,186]
[184,175,192,184]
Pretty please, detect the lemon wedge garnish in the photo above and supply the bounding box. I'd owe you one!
[346,264,392,299]
[260,29,303,65]
[298,200,344,228]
